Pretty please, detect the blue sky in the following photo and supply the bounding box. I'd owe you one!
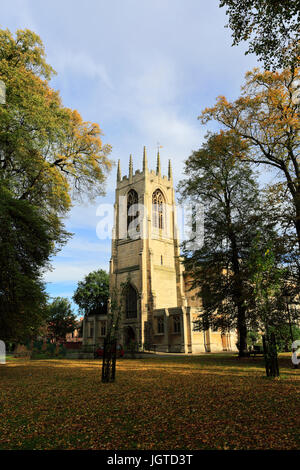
[1,0,259,313]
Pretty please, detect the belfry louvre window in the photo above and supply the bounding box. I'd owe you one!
[152,189,165,229]
[127,189,138,231]
[125,285,137,319]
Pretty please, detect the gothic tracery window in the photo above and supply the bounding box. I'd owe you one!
[152,189,165,230]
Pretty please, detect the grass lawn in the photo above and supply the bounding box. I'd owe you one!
[0,354,299,450]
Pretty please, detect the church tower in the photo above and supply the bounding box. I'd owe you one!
[81,147,238,354]
[110,147,187,351]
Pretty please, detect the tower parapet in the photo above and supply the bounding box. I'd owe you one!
[116,147,171,188]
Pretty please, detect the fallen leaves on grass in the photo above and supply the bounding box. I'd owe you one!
[0,355,299,450]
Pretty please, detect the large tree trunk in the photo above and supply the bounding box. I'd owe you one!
[262,332,280,377]
[102,336,117,383]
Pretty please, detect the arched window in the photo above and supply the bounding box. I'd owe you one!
[125,285,137,319]
[173,315,181,334]
[152,189,165,229]
[127,189,138,232]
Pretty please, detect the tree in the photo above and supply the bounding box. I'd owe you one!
[0,28,112,340]
[200,68,300,261]
[248,235,300,331]
[47,297,77,343]
[247,238,287,376]
[73,269,109,317]
[269,323,300,352]
[0,186,67,342]
[178,131,269,356]
[219,0,300,70]
[102,279,130,383]
[101,287,122,383]
[0,28,112,217]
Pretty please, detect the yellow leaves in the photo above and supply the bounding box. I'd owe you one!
[200,67,300,160]
[0,28,113,211]
[0,29,55,80]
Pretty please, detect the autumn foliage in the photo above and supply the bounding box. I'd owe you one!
[0,28,112,214]
[0,29,112,342]
[200,68,300,255]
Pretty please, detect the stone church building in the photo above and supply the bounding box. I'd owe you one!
[82,148,237,353]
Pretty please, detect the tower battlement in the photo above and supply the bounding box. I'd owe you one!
[116,146,173,188]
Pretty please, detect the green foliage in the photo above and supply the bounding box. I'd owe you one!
[33,340,43,352]
[178,131,270,355]
[220,0,300,69]
[31,340,67,359]
[0,28,112,342]
[0,186,67,342]
[0,28,112,214]
[46,342,56,356]
[73,269,109,317]
[59,343,67,357]
[247,330,260,347]
[246,236,300,376]
[247,236,288,331]
[269,324,300,352]
[200,67,300,272]
[46,297,77,342]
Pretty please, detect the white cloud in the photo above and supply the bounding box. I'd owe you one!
[44,262,108,283]
[103,57,204,181]
[51,52,113,90]
[64,198,114,233]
